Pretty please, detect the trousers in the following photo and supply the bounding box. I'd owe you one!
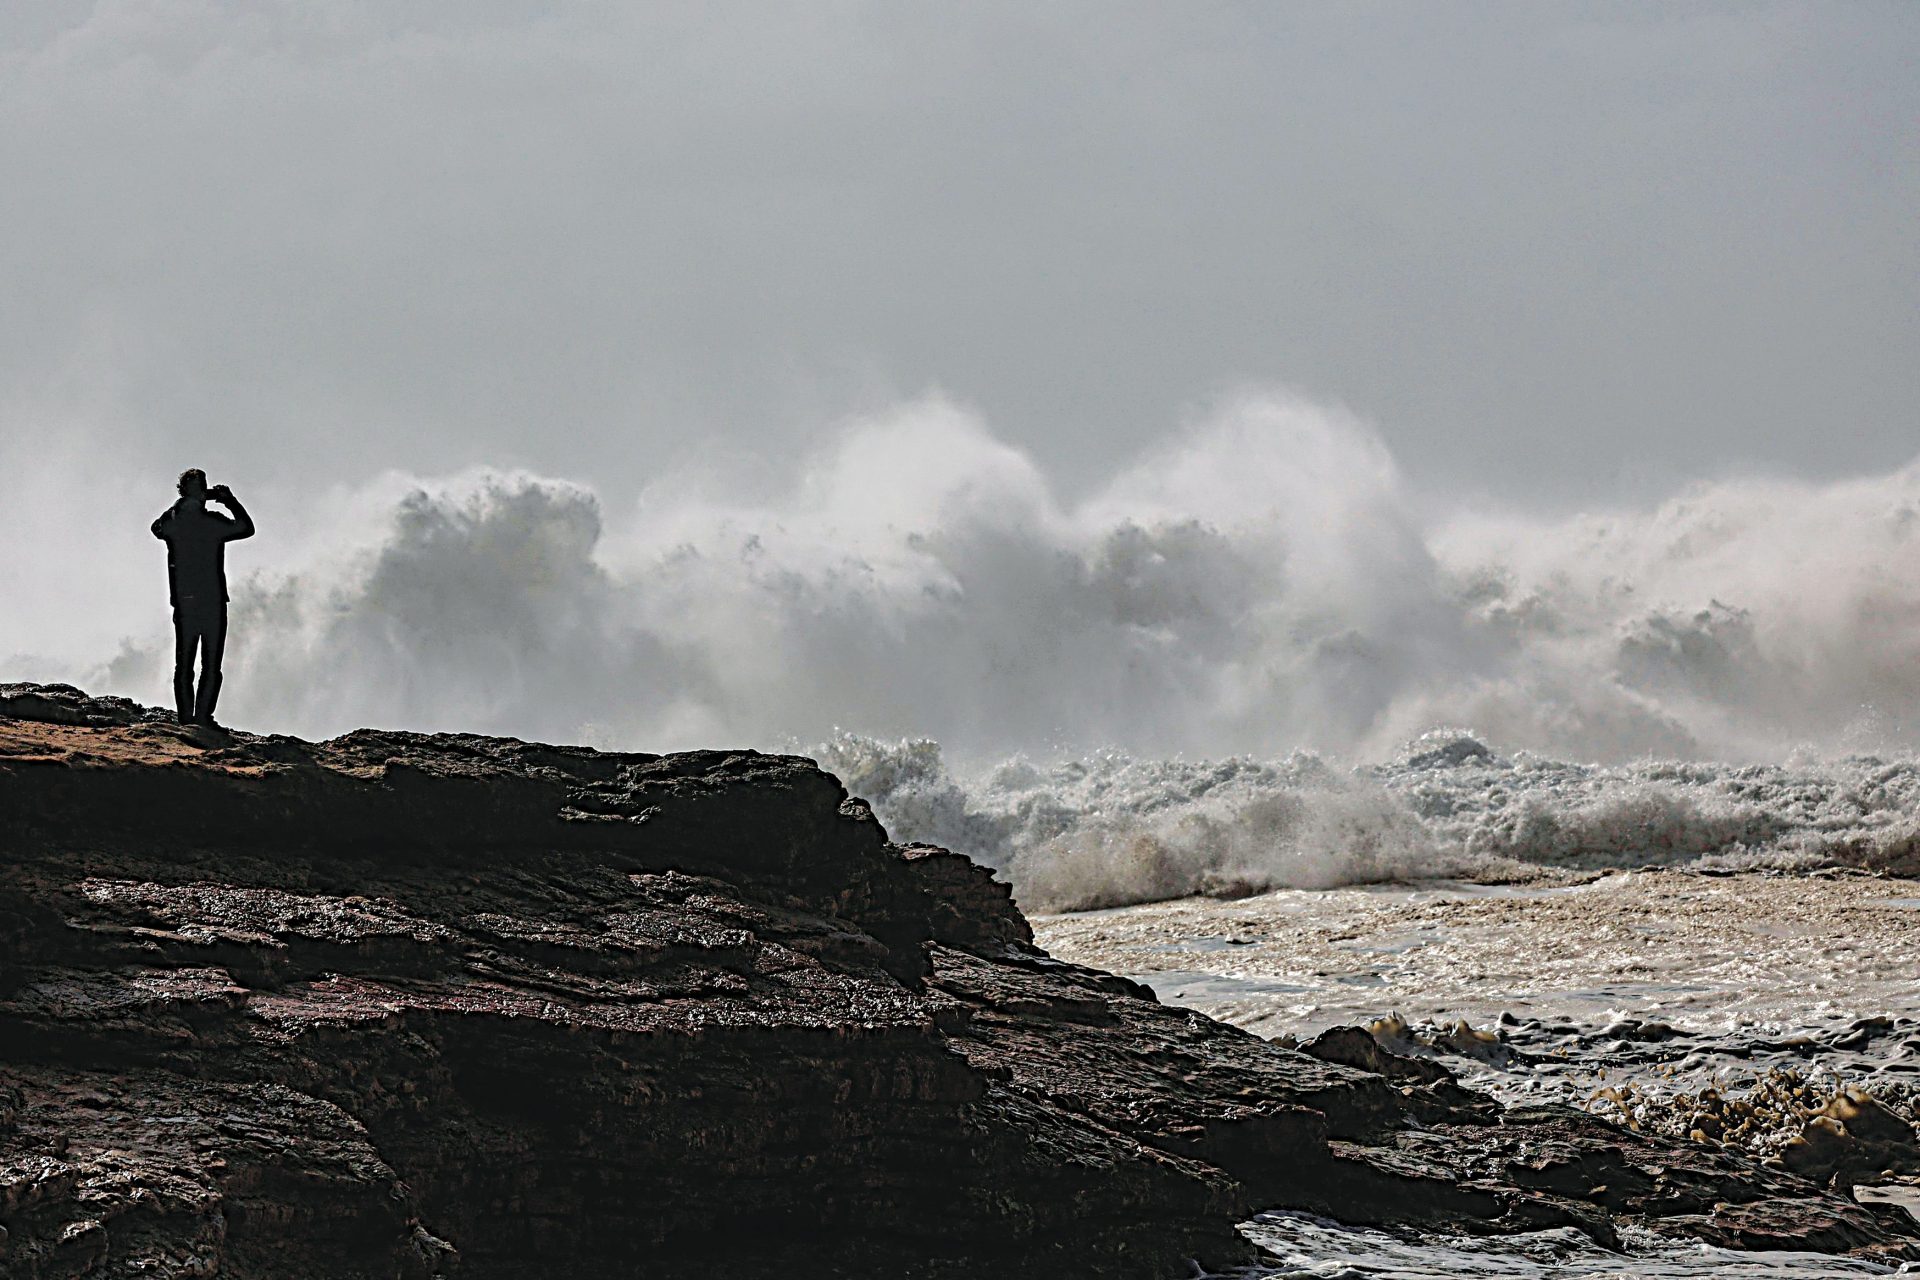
[172,600,227,723]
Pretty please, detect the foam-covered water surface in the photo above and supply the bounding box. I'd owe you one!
[1207,1213,1916,1277]
[1034,871,1920,1043]
[826,730,1920,912]
[1038,870,1920,1274]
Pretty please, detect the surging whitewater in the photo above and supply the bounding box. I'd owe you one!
[817,729,1920,911]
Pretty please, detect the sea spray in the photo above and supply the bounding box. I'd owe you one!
[34,390,1920,772]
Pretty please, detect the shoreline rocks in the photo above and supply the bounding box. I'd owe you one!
[2,683,1915,1276]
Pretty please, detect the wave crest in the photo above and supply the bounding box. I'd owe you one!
[821,732,1920,912]
[42,387,1920,888]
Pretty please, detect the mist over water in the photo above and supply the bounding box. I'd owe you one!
[52,391,1920,758]
[23,391,1920,906]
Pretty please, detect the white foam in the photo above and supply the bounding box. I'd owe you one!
[822,731,1920,910]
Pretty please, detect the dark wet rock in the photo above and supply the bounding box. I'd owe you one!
[1826,1089,1918,1147]
[893,841,1034,954]
[1656,1195,1903,1254]
[1598,1017,1682,1043]
[2,683,1917,1277]
[1300,1025,1454,1086]
[0,682,167,728]
[1402,731,1493,770]
[1781,1089,1920,1185]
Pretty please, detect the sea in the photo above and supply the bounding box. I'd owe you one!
[825,732,1920,1278]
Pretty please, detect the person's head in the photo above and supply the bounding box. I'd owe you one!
[177,469,207,501]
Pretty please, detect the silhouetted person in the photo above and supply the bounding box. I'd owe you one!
[152,469,254,727]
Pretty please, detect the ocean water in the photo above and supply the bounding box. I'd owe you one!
[1208,1214,1918,1278]
[821,729,1920,1274]
[1028,869,1920,1276]
[819,730,1920,912]
[828,735,1920,1275]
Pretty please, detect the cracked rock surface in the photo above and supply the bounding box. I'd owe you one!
[1,682,1915,1277]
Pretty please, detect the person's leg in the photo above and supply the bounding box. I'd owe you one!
[171,608,196,724]
[194,606,227,723]
[198,609,226,719]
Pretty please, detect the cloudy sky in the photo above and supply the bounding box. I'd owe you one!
[4,1,1915,513]
[4,3,1920,760]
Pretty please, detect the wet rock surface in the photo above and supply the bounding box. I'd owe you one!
[2,686,1916,1277]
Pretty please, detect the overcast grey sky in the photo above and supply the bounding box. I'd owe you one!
[3,1,1916,510]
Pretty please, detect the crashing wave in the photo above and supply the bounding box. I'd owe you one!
[33,391,1920,770]
[819,731,1920,912]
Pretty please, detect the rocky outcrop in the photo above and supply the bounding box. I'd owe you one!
[1,683,1915,1277]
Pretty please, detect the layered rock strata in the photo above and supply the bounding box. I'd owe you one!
[1,682,1914,1277]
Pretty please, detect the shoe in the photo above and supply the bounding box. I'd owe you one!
[193,715,227,732]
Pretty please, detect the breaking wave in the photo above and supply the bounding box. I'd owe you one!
[818,730,1920,912]
[33,389,1920,908]
[77,392,1920,757]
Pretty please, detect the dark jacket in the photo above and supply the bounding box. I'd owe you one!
[152,498,255,606]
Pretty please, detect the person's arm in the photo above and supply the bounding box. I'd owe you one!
[209,486,255,541]
[151,505,177,539]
